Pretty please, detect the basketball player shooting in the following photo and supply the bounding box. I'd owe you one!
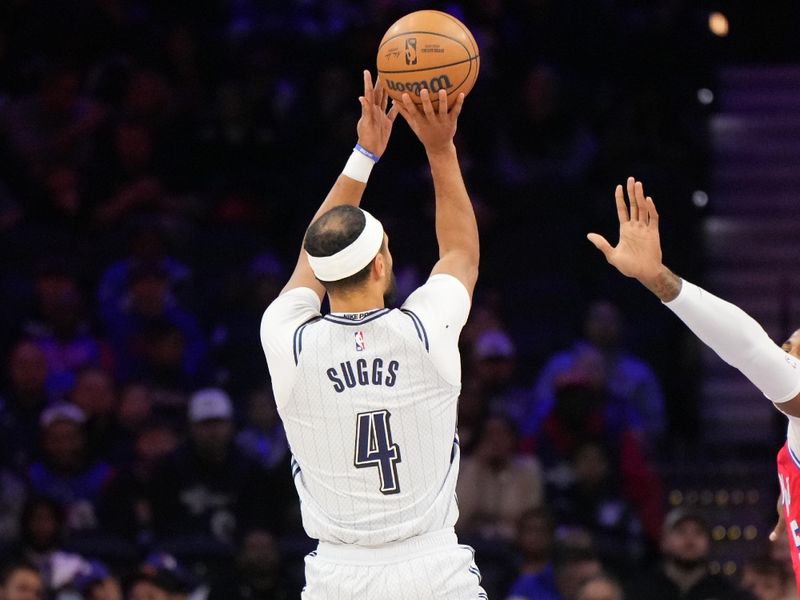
[260,71,486,599]
[588,178,800,594]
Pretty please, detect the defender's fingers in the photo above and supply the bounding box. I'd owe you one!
[634,181,648,223]
[438,89,448,117]
[420,89,435,118]
[626,177,639,221]
[400,92,417,117]
[646,196,659,226]
[450,93,465,119]
[358,96,368,116]
[379,82,389,112]
[587,233,613,259]
[615,185,629,223]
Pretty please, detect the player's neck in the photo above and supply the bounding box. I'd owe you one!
[329,289,385,314]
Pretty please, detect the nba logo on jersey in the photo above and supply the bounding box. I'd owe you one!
[355,330,366,352]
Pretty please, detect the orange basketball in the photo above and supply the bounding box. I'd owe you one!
[376,10,480,108]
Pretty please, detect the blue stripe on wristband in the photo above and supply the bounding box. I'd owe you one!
[354,143,380,163]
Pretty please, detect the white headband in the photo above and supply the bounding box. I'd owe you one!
[307,209,385,282]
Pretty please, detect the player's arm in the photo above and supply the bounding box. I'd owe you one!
[588,177,800,416]
[281,70,399,300]
[395,88,479,298]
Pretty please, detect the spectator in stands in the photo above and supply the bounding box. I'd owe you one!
[505,508,559,600]
[549,440,644,571]
[207,529,292,600]
[532,300,665,441]
[6,497,66,569]
[554,547,605,600]
[456,378,489,457]
[0,561,43,600]
[27,404,114,535]
[0,340,50,469]
[741,557,795,600]
[70,367,118,458]
[235,386,288,470]
[149,389,285,549]
[24,261,111,399]
[526,355,662,544]
[457,415,543,542]
[575,575,624,600]
[625,508,755,600]
[125,571,174,600]
[102,262,207,394]
[71,560,122,600]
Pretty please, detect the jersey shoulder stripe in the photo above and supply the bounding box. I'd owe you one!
[400,308,429,351]
[293,316,323,364]
[790,445,800,471]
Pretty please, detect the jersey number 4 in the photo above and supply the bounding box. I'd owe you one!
[354,410,402,494]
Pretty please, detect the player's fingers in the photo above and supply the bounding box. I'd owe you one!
[387,102,400,122]
[634,180,648,224]
[626,177,639,221]
[379,82,389,113]
[363,70,373,105]
[586,233,613,259]
[438,89,448,117]
[400,92,418,119]
[358,96,368,116]
[420,89,435,118]
[615,184,629,223]
[769,523,782,542]
[450,93,465,119]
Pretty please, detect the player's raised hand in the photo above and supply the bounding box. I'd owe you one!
[356,70,399,158]
[395,88,465,154]
[587,177,665,284]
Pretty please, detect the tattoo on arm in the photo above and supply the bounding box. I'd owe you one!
[643,268,682,302]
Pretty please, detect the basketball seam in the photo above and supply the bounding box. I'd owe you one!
[377,56,479,75]
[382,55,476,104]
[429,10,478,57]
[378,30,476,60]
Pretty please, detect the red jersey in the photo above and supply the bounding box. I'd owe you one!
[777,442,800,596]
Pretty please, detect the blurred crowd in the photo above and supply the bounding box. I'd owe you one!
[0,0,793,599]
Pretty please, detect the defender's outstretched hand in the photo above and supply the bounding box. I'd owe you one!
[587,177,665,284]
[356,70,399,157]
[395,88,465,154]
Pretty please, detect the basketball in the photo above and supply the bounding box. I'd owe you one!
[377,10,480,107]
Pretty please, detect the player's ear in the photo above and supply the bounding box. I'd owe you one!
[373,253,386,279]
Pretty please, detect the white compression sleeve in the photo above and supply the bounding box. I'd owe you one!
[665,279,800,403]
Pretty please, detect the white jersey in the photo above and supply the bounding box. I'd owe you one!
[260,274,470,546]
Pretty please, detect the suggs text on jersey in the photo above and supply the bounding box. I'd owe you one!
[326,358,399,393]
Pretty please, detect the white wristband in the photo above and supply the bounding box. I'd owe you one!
[342,150,375,183]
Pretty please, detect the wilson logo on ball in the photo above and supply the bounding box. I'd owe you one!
[404,38,417,65]
[386,74,453,96]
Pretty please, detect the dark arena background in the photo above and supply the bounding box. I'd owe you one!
[1,1,799,599]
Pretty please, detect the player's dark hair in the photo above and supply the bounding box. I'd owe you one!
[0,560,40,586]
[304,205,381,293]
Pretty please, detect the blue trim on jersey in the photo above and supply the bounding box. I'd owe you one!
[292,316,322,365]
[323,309,390,325]
[450,433,460,464]
[789,446,800,471]
[400,309,429,351]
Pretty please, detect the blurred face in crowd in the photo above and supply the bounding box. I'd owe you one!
[576,577,622,600]
[556,559,603,600]
[476,417,516,469]
[573,443,610,489]
[135,425,178,466]
[42,71,79,114]
[246,389,278,432]
[86,578,123,600]
[662,519,710,568]
[119,384,153,430]
[73,369,116,417]
[127,580,169,600]
[22,499,62,551]
[584,301,622,351]
[10,341,48,397]
[114,124,153,172]
[190,418,233,462]
[130,274,168,317]
[238,530,280,579]
[42,420,85,472]
[1,567,43,600]
[517,511,554,562]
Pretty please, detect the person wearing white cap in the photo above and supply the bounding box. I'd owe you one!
[260,72,483,598]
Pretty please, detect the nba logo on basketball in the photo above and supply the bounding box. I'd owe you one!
[355,331,366,352]
[405,38,417,65]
